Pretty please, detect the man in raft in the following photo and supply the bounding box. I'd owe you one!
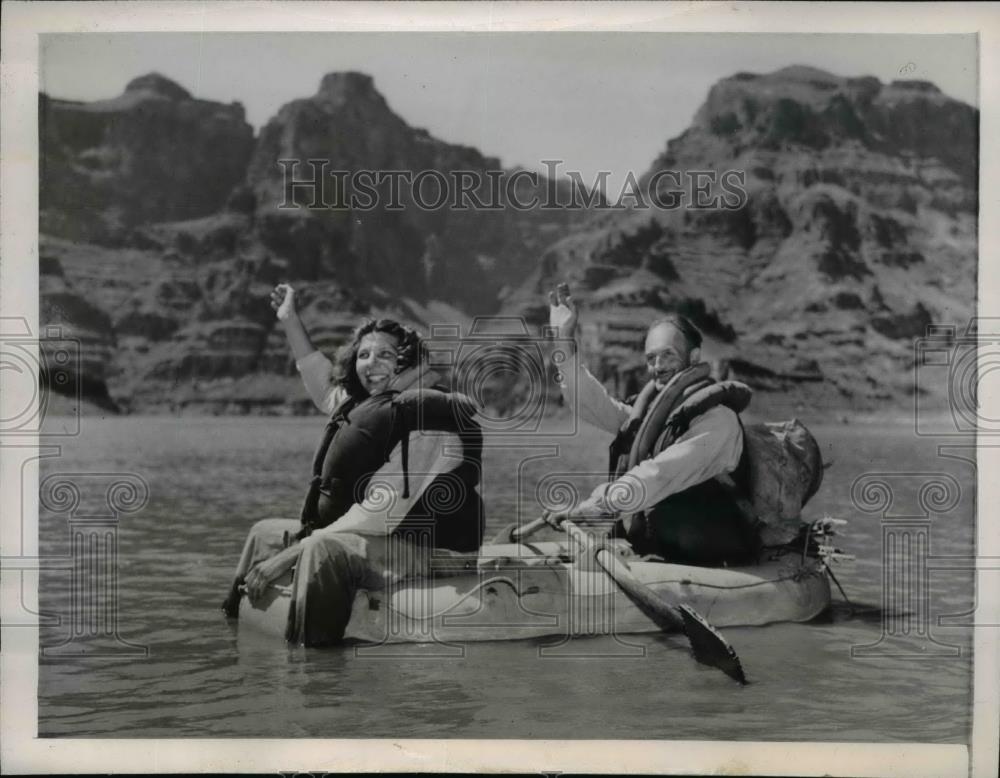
[543,283,760,565]
[222,284,484,645]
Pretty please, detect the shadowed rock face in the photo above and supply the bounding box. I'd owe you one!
[40,73,256,244]
[39,253,119,412]
[247,71,577,314]
[39,72,581,412]
[39,67,976,415]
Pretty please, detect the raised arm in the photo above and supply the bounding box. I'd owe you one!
[271,283,346,415]
[271,283,318,361]
[549,283,630,435]
[562,363,632,434]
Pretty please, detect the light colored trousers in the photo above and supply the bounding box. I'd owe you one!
[232,518,437,645]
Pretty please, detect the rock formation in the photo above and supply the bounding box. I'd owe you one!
[41,73,255,244]
[38,67,976,415]
[502,66,976,411]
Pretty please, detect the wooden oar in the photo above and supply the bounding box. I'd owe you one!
[426,517,566,578]
[490,515,550,544]
[562,520,747,685]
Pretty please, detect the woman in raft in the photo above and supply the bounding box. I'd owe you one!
[221,283,484,645]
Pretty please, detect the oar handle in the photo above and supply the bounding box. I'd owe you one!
[562,520,683,631]
[511,516,550,540]
[491,516,552,544]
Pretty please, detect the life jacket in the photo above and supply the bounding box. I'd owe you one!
[298,375,483,552]
[384,386,484,552]
[608,363,715,480]
[609,364,752,550]
[610,364,823,550]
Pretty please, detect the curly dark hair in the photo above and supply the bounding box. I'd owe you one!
[335,318,425,399]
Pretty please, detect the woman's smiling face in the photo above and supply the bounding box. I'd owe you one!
[355,331,400,394]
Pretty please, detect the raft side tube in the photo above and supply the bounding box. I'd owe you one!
[237,548,831,643]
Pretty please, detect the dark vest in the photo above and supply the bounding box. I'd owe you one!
[299,386,484,552]
[607,369,752,554]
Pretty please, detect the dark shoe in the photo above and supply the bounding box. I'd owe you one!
[221,582,242,618]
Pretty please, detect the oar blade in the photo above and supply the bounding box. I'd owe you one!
[678,604,747,685]
[562,520,748,684]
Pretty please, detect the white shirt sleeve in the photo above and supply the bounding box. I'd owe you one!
[560,360,631,435]
[296,350,347,415]
[602,404,743,514]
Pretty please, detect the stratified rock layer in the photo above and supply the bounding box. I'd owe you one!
[39,67,976,415]
[503,66,976,411]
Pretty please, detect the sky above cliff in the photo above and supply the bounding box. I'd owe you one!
[40,32,977,196]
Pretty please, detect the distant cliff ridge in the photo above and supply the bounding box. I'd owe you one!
[502,66,976,411]
[39,67,976,415]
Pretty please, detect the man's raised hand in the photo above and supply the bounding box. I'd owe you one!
[548,282,578,340]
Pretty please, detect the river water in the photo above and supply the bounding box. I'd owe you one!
[36,414,974,742]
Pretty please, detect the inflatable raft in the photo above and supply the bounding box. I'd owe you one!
[238,537,831,644]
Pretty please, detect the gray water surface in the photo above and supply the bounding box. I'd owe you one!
[37,416,974,741]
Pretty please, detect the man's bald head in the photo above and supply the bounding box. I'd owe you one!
[648,315,702,352]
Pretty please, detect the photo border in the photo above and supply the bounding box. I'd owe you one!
[2,2,998,775]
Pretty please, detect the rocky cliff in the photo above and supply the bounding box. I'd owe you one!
[40,74,255,244]
[39,72,578,413]
[502,66,977,413]
[245,72,575,313]
[39,66,976,416]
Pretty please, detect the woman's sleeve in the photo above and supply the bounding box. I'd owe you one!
[296,350,347,415]
[315,431,465,536]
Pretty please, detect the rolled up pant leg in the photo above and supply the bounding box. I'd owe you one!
[223,518,301,616]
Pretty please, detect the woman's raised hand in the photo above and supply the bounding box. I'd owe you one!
[271,282,319,362]
[270,283,296,321]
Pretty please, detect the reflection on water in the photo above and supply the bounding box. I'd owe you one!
[37,417,974,741]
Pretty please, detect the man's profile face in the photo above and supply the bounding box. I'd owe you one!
[644,322,691,388]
